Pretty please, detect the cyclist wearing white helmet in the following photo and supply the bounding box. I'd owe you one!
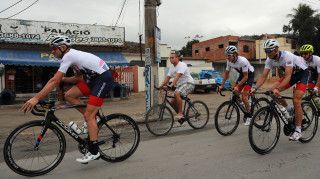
[251,39,309,141]
[22,35,114,163]
[219,45,255,126]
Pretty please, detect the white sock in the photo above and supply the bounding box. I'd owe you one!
[296,126,301,133]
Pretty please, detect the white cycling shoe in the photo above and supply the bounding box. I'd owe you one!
[289,131,302,141]
[76,152,100,163]
[244,117,252,126]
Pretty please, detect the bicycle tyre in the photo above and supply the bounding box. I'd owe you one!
[186,100,210,129]
[251,97,270,114]
[214,101,240,136]
[3,120,66,177]
[145,104,174,136]
[248,106,280,155]
[299,101,318,143]
[98,113,140,162]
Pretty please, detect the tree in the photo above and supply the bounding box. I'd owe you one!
[179,35,203,57]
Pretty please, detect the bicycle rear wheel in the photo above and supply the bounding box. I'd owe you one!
[3,120,66,177]
[186,100,209,129]
[145,104,174,136]
[299,102,318,143]
[214,101,240,136]
[98,113,140,162]
[251,97,270,114]
[248,106,280,155]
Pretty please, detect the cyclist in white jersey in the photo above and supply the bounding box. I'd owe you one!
[300,44,320,94]
[22,35,113,163]
[219,46,255,126]
[251,39,309,141]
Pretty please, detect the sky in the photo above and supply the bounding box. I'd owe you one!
[0,0,318,50]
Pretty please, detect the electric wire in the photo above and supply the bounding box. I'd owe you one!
[7,0,39,19]
[0,0,23,14]
[114,0,127,26]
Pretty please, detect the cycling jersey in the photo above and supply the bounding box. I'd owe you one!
[226,56,254,74]
[265,51,307,73]
[58,49,109,80]
[306,55,320,86]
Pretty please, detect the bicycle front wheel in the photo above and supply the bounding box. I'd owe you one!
[98,113,140,162]
[248,106,280,155]
[214,101,240,136]
[299,102,318,143]
[3,120,66,177]
[186,100,209,129]
[145,104,174,136]
[251,97,270,114]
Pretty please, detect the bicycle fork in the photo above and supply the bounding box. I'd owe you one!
[225,103,235,120]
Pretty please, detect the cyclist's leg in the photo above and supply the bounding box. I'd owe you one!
[174,82,194,118]
[64,80,90,114]
[272,78,291,108]
[242,72,254,114]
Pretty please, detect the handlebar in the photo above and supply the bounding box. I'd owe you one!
[24,100,56,117]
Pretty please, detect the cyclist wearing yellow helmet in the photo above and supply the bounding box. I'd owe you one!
[300,44,320,93]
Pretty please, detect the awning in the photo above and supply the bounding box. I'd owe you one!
[0,49,128,67]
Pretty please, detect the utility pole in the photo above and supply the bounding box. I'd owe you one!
[144,0,160,112]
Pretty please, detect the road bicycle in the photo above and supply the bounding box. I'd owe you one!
[248,90,318,155]
[145,86,209,136]
[3,101,140,177]
[214,88,270,136]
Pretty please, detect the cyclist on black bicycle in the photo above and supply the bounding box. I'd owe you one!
[21,35,113,163]
[218,45,255,126]
[300,44,320,94]
[158,52,194,121]
[250,39,309,141]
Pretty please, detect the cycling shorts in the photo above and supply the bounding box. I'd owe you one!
[278,69,309,92]
[76,71,113,107]
[307,69,318,88]
[235,71,255,92]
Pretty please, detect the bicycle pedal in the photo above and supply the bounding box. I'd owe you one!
[178,119,185,125]
[81,162,88,165]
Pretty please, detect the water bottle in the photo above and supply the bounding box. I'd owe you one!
[68,121,82,134]
[280,107,290,119]
[82,118,100,134]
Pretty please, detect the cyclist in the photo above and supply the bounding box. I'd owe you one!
[158,52,194,122]
[250,39,309,141]
[21,35,113,163]
[218,45,255,126]
[300,44,320,94]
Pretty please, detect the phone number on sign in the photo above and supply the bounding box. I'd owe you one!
[0,33,40,39]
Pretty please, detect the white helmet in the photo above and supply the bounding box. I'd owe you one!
[263,39,280,49]
[225,45,238,54]
[50,35,71,47]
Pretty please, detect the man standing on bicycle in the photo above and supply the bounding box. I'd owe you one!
[218,45,255,126]
[250,39,309,141]
[21,35,113,163]
[300,44,320,94]
[158,52,194,121]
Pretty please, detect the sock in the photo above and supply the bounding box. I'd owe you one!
[296,126,301,133]
[89,140,99,155]
[285,105,292,112]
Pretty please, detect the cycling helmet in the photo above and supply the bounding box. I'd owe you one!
[50,35,71,47]
[225,46,238,54]
[300,44,314,52]
[263,39,280,49]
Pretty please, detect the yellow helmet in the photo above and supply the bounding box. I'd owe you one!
[300,44,314,52]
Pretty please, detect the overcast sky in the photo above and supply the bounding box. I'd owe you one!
[0,0,318,50]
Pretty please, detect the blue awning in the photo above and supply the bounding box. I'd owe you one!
[0,49,128,67]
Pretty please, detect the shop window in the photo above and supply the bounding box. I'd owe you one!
[291,41,296,49]
[159,60,167,67]
[219,44,224,48]
[243,45,249,53]
[195,50,199,54]
[206,47,210,51]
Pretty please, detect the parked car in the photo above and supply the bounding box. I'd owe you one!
[191,72,217,93]
[199,70,231,89]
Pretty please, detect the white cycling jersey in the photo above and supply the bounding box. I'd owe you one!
[305,55,320,73]
[58,49,109,80]
[226,56,254,74]
[265,51,307,73]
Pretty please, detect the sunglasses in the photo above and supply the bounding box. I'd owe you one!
[264,48,275,53]
[300,52,309,56]
[51,46,59,51]
[226,54,233,57]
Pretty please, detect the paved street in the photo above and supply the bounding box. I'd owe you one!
[1,85,320,178]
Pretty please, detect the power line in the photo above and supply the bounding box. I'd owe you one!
[7,0,39,19]
[114,0,127,26]
[0,0,23,14]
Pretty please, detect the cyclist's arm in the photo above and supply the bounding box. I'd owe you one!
[160,76,171,87]
[255,68,270,89]
[220,70,230,87]
[315,73,320,88]
[170,73,182,87]
[237,71,248,87]
[277,66,293,91]
[62,73,83,84]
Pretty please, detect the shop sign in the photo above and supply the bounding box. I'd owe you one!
[0,18,124,46]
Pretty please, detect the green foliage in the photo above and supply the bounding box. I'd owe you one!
[179,39,199,57]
